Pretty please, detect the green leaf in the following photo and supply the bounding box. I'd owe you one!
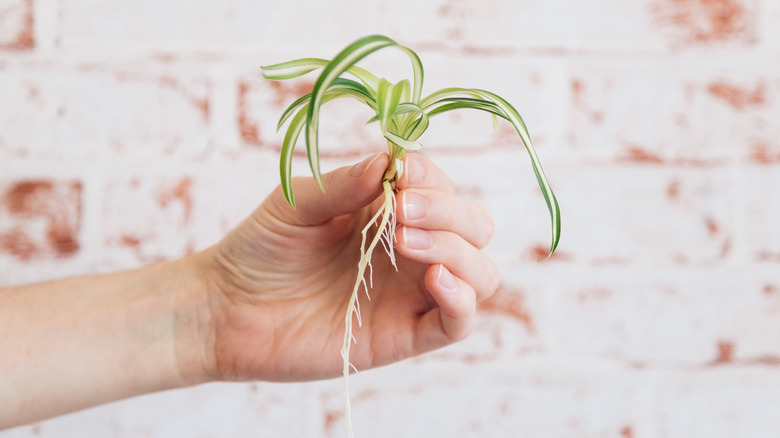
[264,36,560,258]
[419,87,485,108]
[279,104,309,208]
[262,57,380,90]
[278,83,378,207]
[397,46,424,104]
[407,112,429,141]
[392,102,428,141]
[376,78,391,132]
[277,78,377,131]
[376,79,409,134]
[470,89,561,258]
[425,97,507,119]
[262,58,329,80]
[304,35,426,190]
[306,35,398,190]
[420,86,560,257]
[277,93,312,132]
[384,131,422,151]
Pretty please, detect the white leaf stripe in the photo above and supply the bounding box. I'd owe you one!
[384,131,422,151]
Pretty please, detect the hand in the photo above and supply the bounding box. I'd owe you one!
[196,153,500,382]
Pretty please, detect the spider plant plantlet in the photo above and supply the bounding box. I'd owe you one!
[261,34,561,437]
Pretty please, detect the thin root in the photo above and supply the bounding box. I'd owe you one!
[341,179,396,438]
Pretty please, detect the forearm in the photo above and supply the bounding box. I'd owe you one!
[0,254,214,429]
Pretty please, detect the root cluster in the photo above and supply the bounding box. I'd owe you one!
[341,178,397,438]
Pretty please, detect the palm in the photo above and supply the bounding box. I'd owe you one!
[203,154,498,383]
[210,189,429,382]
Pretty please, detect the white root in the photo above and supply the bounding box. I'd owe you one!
[342,179,397,438]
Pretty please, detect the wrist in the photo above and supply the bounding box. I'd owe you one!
[168,249,221,386]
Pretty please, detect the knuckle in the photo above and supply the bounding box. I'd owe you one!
[484,260,501,299]
[445,312,474,343]
[478,209,495,248]
[449,325,473,343]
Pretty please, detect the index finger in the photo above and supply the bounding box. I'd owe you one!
[395,153,455,193]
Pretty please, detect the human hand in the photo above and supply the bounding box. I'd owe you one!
[194,153,499,382]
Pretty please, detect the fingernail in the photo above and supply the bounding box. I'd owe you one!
[402,192,427,221]
[402,227,431,250]
[436,265,457,292]
[351,153,383,177]
[403,156,423,185]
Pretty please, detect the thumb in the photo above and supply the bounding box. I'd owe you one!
[282,153,389,226]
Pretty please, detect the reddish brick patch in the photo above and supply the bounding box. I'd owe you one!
[667,179,681,201]
[652,0,754,45]
[707,80,766,110]
[622,146,664,163]
[571,78,605,124]
[323,410,341,433]
[712,340,735,364]
[756,252,780,262]
[157,177,193,223]
[0,0,34,50]
[120,234,141,247]
[158,76,211,121]
[478,284,535,333]
[704,217,720,236]
[750,142,780,164]
[238,81,262,146]
[268,79,314,108]
[747,356,780,366]
[529,244,551,261]
[528,244,572,262]
[0,180,82,260]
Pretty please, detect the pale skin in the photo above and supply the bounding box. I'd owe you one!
[0,153,499,430]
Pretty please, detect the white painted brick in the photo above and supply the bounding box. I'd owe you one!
[53,0,762,54]
[96,156,284,270]
[742,164,780,260]
[100,174,213,266]
[438,152,735,265]
[57,0,387,53]
[1,1,780,437]
[324,361,653,438]
[0,63,213,161]
[758,0,780,50]
[554,265,780,366]
[1,383,323,438]
[386,0,667,52]
[412,51,566,156]
[232,70,381,159]
[658,369,780,438]
[567,54,780,163]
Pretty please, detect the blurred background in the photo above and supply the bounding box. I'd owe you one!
[1,0,779,436]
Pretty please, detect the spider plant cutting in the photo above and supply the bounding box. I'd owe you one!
[262,35,560,437]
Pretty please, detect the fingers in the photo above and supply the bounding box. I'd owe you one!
[414,265,477,346]
[396,226,500,302]
[395,153,455,193]
[272,153,389,226]
[394,151,499,305]
[396,189,494,249]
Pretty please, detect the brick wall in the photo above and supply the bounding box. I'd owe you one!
[2,0,779,436]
